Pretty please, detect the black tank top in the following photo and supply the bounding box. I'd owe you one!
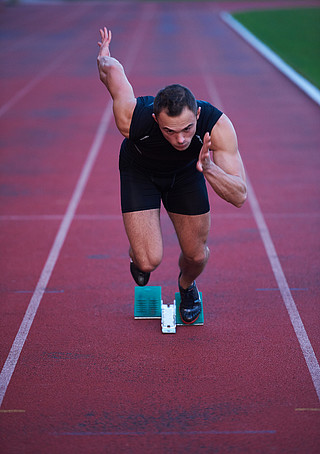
[121,96,223,172]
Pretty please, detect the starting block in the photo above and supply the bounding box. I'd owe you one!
[134,286,162,319]
[175,292,204,326]
[134,286,204,334]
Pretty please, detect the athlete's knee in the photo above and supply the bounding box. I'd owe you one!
[138,258,162,274]
[195,245,210,266]
[183,245,210,267]
[134,251,163,273]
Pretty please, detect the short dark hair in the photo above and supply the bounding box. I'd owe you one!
[153,84,197,117]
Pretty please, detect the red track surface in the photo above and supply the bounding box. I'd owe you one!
[0,1,319,453]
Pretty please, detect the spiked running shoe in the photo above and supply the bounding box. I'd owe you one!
[178,274,202,324]
[130,260,150,286]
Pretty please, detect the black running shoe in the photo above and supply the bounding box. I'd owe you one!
[130,260,150,286]
[179,274,201,324]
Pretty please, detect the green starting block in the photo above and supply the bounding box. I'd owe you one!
[134,286,162,319]
[134,286,204,333]
[175,292,204,326]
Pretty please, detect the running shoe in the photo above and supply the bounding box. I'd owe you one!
[130,260,150,286]
[178,274,201,324]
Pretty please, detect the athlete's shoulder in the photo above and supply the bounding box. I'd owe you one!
[197,100,222,115]
[196,100,223,133]
[135,96,155,110]
[130,96,155,140]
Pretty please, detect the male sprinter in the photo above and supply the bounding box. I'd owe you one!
[97,28,247,324]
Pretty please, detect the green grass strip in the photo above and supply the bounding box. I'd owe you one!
[233,8,320,88]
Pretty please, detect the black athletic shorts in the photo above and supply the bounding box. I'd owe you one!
[119,151,210,215]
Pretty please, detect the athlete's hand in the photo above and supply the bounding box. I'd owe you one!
[98,27,112,58]
[197,132,213,173]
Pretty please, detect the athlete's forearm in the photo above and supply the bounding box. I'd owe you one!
[203,162,247,207]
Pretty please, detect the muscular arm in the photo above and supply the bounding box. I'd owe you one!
[97,28,136,138]
[197,114,247,208]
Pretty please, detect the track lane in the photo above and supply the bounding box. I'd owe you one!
[211,9,320,381]
[1,2,319,453]
[0,0,156,404]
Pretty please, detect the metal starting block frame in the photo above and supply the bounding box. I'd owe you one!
[134,286,204,334]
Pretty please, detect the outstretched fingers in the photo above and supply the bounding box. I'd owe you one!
[100,27,111,43]
[98,27,112,57]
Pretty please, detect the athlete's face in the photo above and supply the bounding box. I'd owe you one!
[153,107,201,151]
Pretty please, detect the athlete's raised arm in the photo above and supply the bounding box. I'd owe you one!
[97,27,136,138]
[197,114,247,208]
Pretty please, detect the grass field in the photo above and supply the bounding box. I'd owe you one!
[233,8,320,89]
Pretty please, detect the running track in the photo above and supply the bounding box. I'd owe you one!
[0,1,319,453]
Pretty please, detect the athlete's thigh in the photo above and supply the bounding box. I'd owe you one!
[122,208,163,268]
[168,211,211,258]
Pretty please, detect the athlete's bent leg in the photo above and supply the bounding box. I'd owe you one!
[168,211,210,323]
[122,209,163,279]
[168,211,211,289]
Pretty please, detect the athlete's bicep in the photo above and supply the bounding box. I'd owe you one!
[210,114,246,180]
[113,95,136,138]
[109,72,136,138]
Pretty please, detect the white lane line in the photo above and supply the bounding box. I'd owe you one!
[196,13,320,402]
[0,102,113,407]
[247,178,320,401]
[1,212,319,222]
[220,12,320,106]
[53,429,276,436]
[0,3,156,407]
[0,214,123,221]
